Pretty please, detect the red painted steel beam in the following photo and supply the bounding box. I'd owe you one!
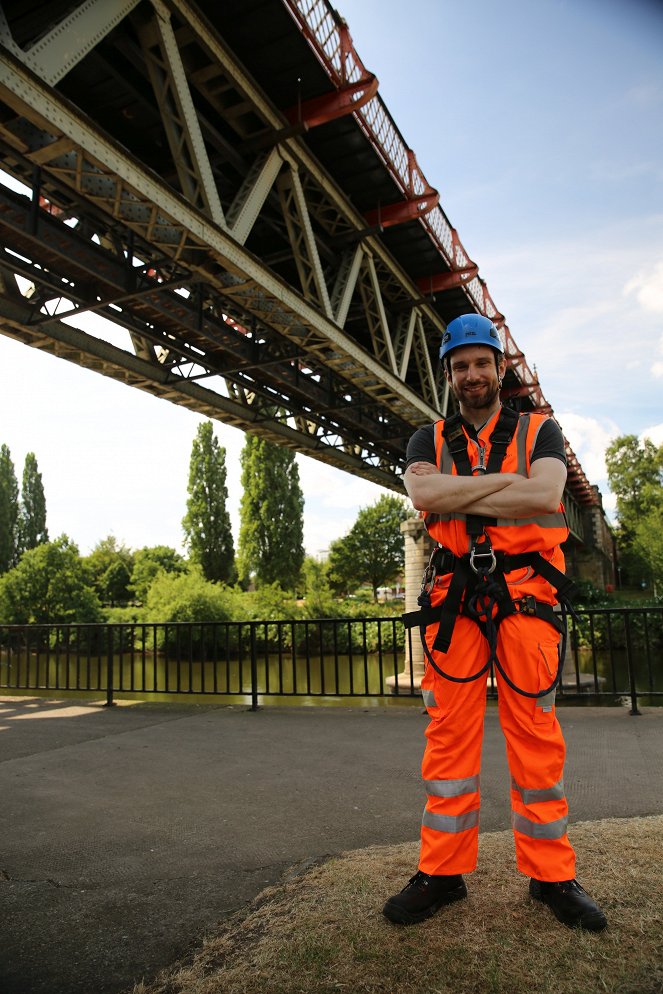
[285,73,378,128]
[284,18,377,128]
[416,265,479,294]
[364,189,439,229]
[365,148,439,228]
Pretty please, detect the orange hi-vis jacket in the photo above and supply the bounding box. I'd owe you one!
[425,409,569,556]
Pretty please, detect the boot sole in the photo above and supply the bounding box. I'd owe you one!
[382,883,467,925]
[529,882,608,932]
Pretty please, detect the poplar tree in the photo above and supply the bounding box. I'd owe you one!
[0,444,19,573]
[237,435,304,590]
[182,421,236,583]
[19,452,48,553]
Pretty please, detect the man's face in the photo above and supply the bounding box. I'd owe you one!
[445,345,505,412]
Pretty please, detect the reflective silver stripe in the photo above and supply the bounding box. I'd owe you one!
[516,414,530,476]
[430,510,567,529]
[421,688,437,708]
[422,809,480,834]
[530,416,547,455]
[511,777,565,804]
[536,688,557,709]
[511,812,568,839]
[424,775,480,798]
[494,511,568,529]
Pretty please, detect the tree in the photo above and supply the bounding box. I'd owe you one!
[0,444,19,573]
[328,494,413,601]
[605,435,663,588]
[237,434,304,590]
[301,554,337,618]
[182,422,236,584]
[0,534,103,624]
[633,506,663,595]
[130,545,186,602]
[84,535,134,605]
[605,435,662,531]
[19,451,48,553]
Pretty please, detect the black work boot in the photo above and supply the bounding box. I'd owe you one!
[529,878,608,931]
[383,870,467,925]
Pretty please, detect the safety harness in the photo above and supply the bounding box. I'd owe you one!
[403,408,576,699]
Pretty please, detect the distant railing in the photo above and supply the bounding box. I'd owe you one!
[0,607,661,713]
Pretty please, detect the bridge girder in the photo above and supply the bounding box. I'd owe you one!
[0,0,597,532]
[0,0,461,491]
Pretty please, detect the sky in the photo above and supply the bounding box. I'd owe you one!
[0,0,662,557]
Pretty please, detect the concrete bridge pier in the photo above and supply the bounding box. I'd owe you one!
[386,516,432,693]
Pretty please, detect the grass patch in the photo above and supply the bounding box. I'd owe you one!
[132,816,663,994]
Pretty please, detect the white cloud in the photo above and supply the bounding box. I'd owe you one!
[641,422,663,447]
[623,259,663,315]
[555,412,620,484]
[650,332,663,378]
[602,490,617,518]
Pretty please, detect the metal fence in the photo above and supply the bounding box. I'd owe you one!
[0,606,661,713]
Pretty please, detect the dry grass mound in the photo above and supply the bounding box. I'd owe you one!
[134,816,663,994]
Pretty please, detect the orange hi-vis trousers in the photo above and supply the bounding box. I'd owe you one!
[418,603,576,883]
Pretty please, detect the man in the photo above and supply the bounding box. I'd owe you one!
[383,313,607,932]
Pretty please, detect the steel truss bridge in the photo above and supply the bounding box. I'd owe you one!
[0,0,603,553]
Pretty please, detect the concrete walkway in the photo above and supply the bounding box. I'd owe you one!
[1,696,662,994]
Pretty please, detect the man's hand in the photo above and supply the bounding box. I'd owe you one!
[404,458,566,519]
[462,458,567,518]
[405,462,517,514]
[407,461,441,477]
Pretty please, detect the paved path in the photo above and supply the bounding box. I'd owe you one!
[1,697,662,994]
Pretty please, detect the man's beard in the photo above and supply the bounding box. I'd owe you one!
[455,381,500,410]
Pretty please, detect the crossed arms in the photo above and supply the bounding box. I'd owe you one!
[404,458,567,519]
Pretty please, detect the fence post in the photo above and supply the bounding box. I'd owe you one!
[104,625,114,708]
[624,612,641,716]
[250,623,259,712]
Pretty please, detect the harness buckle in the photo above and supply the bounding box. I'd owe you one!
[469,543,497,575]
[421,563,437,595]
[515,594,537,616]
[421,545,442,596]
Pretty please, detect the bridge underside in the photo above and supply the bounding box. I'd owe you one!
[0,0,597,540]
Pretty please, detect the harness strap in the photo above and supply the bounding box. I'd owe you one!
[501,551,577,601]
[441,407,520,537]
[404,589,564,637]
[441,413,472,473]
[485,406,519,473]
[403,544,572,698]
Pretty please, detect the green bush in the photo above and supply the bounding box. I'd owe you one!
[572,579,612,608]
[0,535,103,627]
[239,582,299,622]
[143,568,235,655]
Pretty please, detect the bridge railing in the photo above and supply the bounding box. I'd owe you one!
[1,607,661,713]
[564,489,587,543]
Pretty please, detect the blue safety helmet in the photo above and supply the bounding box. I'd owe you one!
[439,313,504,362]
